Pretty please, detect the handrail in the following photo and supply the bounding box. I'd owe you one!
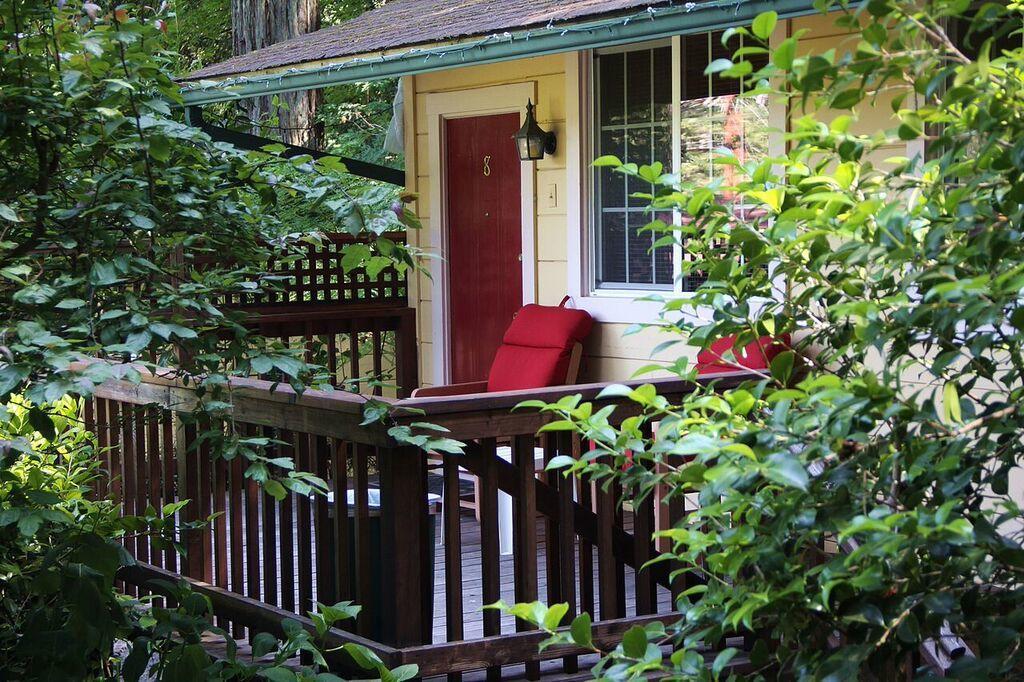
[77,356,753,413]
[393,371,753,416]
[77,358,759,444]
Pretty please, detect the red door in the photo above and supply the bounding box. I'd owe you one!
[445,113,523,383]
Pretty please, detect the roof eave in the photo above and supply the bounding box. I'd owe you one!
[179,0,818,107]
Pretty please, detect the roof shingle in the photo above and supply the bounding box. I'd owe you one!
[184,0,673,81]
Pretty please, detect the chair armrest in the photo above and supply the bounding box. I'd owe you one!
[410,381,490,398]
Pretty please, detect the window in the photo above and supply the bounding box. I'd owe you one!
[591,33,770,294]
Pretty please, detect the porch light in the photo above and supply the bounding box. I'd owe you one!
[514,99,556,161]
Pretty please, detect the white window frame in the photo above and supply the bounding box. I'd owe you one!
[566,31,788,324]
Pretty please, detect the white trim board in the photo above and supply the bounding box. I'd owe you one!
[424,83,538,384]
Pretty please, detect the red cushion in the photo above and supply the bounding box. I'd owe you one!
[486,304,594,392]
[487,345,568,392]
[502,304,593,350]
[696,334,791,374]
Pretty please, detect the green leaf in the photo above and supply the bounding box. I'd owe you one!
[341,643,384,670]
[752,11,778,40]
[384,665,420,681]
[28,407,55,440]
[543,602,569,630]
[774,37,797,69]
[764,452,809,490]
[705,58,734,75]
[264,479,287,501]
[592,155,622,167]
[749,188,785,212]
[251,632,279,658]
[261,667,297,682]
[769,350,795,383]
[148,135,171,162]
[0,204,20,222]
[570,612,593,648]
[713,647,739,677]
[538,420,578,433]
[544,455,576,471]
[622,625,648,658]
[942,382,962,424]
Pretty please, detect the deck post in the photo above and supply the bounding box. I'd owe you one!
[378,444,430,647]
[395,308,419,398]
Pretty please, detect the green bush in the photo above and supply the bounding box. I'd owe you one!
[0,0,420,677]
[507,1,1024,679]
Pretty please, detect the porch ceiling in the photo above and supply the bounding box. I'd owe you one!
[179,0,818,106]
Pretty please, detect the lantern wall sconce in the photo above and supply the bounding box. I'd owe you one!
[514,99,557,161]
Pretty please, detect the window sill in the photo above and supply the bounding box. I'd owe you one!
[572,292,713,325]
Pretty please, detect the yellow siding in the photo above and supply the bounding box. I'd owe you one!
[404,12,914,387]
[405,56,569,386]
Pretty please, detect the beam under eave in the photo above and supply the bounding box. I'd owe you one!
[178,0,819,107]
[184,106,405,186]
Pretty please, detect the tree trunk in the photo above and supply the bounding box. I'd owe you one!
[231,0,322,149]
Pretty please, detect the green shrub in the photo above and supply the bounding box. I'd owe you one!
[506,1,1024,679]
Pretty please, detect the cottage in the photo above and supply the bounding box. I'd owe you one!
[181,0,913,389]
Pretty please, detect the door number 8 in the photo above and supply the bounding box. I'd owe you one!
[483,155,491,177]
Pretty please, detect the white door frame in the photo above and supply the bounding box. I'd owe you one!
[424,83,537,384]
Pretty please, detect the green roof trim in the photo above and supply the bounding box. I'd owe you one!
[180,0,818,106]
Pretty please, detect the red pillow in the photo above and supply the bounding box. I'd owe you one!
[486,304,594,392]
[501,304,593,350]
[696,334,791,374]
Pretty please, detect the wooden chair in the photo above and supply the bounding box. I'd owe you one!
[412,300,593,398]
[413,300,594,528]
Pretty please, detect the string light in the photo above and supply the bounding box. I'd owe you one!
[181,0,756,99]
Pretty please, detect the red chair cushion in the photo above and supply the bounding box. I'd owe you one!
[696,334,791,374]
[486,304,594,392]
[501,304,593,350]
[487,345,568,392]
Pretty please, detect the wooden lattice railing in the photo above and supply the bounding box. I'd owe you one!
[209,231,408,312]
[217,231,418,397]
[83,361,761,678]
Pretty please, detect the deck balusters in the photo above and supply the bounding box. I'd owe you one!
[83,356,748,678]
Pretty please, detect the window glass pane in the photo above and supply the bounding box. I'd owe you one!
[626,212,654,285]
[653,46,673,122]
[681,34,709,100]
[679,97,712,186]
[710,35,739,97]
[652,124,672,169]
[594,45,672,290]
[599,130,625,207]
[654,211,674,286]
[626,127,651,207]
[675,31,770,290]
[599,53,624,126]
[598,212,626,285]
[626,50,652,123]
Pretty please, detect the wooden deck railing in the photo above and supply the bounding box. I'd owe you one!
[83,364,755,678]
[217,231,418,397]
[209,231,409,311]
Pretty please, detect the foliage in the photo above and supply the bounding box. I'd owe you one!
[505,1,1024,679]
[171,0,232,73]
[0,0,419,677]
[0,395,132,678]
